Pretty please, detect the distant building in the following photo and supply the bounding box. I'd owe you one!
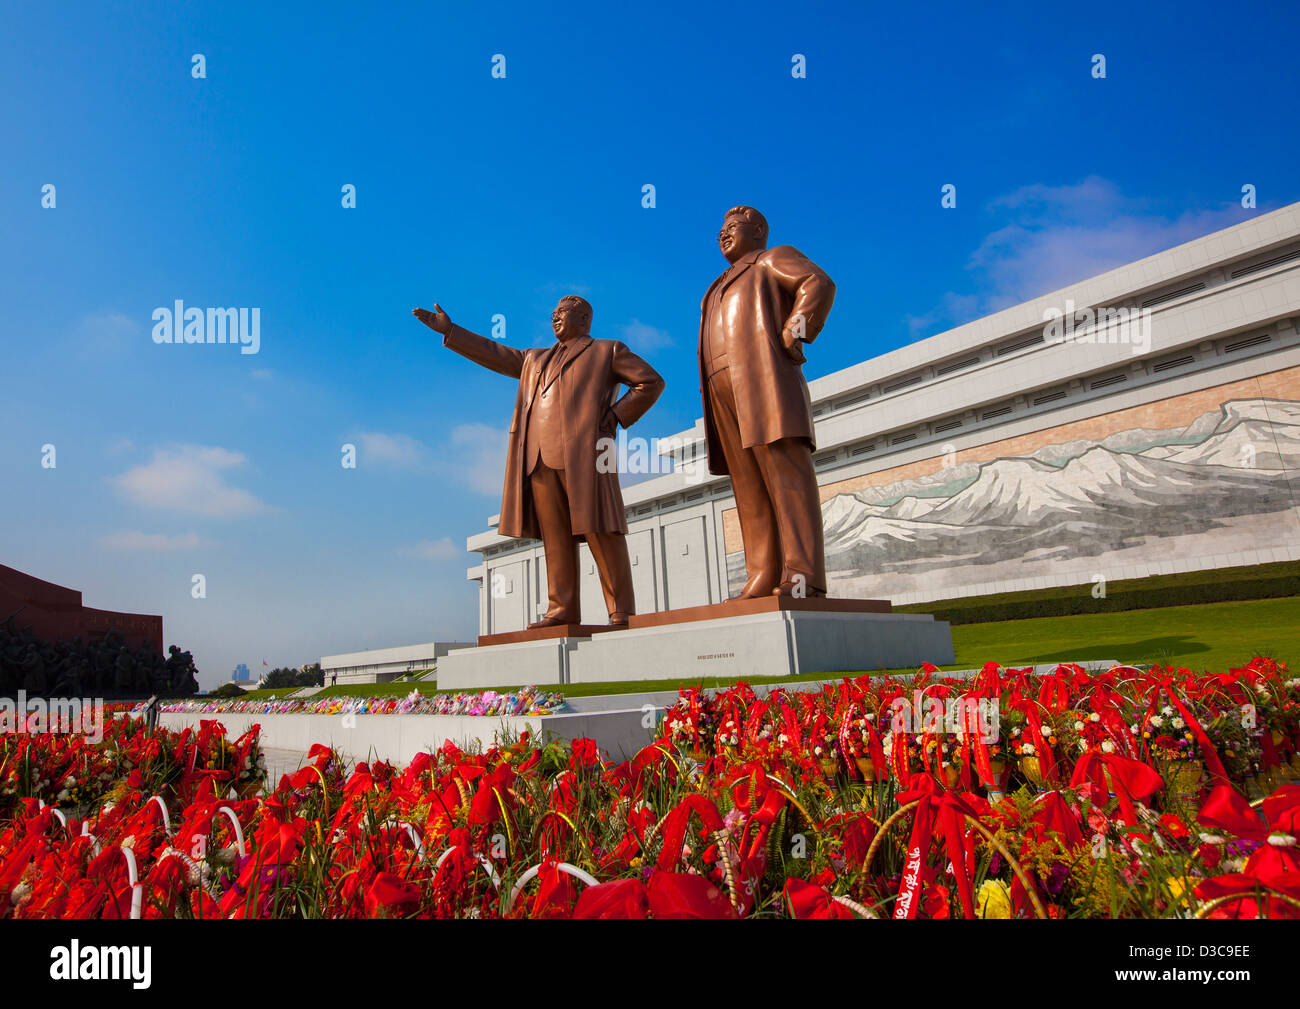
[231,663,251,682]
[320,641,473,685]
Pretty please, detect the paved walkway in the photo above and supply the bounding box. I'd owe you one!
[262,746,311,780]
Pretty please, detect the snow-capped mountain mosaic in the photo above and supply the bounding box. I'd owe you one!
[725,380,1300,601]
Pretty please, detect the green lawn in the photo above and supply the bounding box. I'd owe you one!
[232,686,302,700]
[525,598,1296,697]
[214,597,1297,704]
[311,682,431,699]
[948,595,1299,672]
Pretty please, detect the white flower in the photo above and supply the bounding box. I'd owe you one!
[1074,721,1085,731]
[1089,712,1100,723]
[1101,740,1115,753]
[1268,832,1297,848]
[1021,743,1036,756]
[1198,833,1225,844]
[1161,705,1174,716]
[1171,717,1185,730]
[9,881,32,908]
[1148,716,1163,729]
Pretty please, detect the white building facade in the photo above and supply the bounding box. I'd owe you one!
[321,641,473,685]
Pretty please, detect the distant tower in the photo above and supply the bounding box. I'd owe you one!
[232,663,251,682]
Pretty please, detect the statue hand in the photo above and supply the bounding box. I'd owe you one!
[781,326,806,364]
[413,303,452,335]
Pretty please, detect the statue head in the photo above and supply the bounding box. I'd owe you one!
[551,295,592,342]
[719,205,768,263]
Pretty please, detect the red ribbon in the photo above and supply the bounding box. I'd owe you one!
[892,773,978,919]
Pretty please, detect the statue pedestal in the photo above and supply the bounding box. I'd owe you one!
[437,597,953,691]
[477,623,615,647]
[572,598,951,684]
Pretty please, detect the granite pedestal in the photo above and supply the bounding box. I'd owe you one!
[436,598,954,690]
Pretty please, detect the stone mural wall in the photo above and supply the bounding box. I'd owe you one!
[725,366,1300,601]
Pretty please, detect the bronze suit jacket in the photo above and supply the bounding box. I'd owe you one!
[443,324,665,539]
[697,245,836,473]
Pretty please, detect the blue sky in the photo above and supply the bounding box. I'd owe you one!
[2,1,1297,687]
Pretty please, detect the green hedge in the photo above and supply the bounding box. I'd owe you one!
[895,560,1300,626]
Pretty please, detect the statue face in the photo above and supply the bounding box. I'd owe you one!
[551,300,591,342]
[718,214,764,263]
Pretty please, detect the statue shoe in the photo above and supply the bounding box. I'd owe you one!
[737,575,780,598]
[772,580,827,598]
[528,614,576,630]
[607,612,630,628]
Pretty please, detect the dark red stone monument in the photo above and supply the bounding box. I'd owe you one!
[0,563,163,654]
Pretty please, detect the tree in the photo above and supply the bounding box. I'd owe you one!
[262,666,299,688]
[261,663,323,688]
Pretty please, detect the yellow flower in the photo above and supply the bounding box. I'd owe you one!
[1165,876,1194,908]
[977,879,1012,919]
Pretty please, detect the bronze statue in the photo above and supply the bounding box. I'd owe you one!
[698,206,836,598]
[414,297,664,628]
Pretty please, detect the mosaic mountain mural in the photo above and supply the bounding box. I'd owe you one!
[725,394,1300,600]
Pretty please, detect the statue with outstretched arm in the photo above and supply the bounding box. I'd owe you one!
[414,297,664,628]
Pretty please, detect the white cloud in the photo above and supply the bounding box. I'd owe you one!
[402,537,460,561]
[447,423,509,496]
[911,177,1256,337]
[73,311,141,357]
[356,432,430,470]
[619,319,674,353]
[111,444,269,518]
[354,426,507,497]
[100,530,205,551]
[904,292,980,341]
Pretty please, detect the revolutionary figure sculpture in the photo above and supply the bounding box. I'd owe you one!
[414,297,664,628]
[698,206,836,598]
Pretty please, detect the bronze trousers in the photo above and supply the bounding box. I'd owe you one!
[707,366,827,596]
[528,462,635,621]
